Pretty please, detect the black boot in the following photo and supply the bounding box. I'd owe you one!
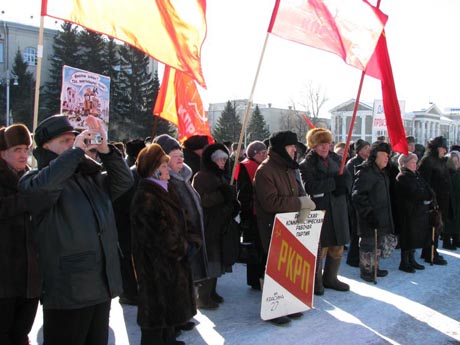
[210,277,224,303]
[314,249,324,296]
[409,250,425,270]
[359,250,374,283]
[323,255,349,291]
[197,279,219,309]
[399,250,415,273]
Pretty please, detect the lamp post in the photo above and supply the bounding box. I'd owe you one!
[4,70,19,126]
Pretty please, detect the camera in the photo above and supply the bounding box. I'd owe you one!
[90,133,103,145]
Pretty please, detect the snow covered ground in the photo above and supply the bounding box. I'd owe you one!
[29,247,460,344]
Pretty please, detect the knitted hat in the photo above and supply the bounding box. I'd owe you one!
[153,134,181,154]
[34,115,77,147]
[210,149,228,162]
[246,141,266,159]
[269,131,299,150]
[136,143,169,178]
[398,152,418,168]
[183,135,209,151]
[354,139,370,154]
[0,123,32,150]
[306,128,332,148]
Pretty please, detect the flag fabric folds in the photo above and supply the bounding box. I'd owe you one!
[154,66,211,142]
[268,0,387,71]
[41,0,207,87]
[366,31,408,154]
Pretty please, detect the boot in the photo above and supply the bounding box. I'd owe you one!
[399,250,415,273]
[359,250,374,282]
[210,278,224,303]
[409,250,425,270]
[346,234,360,267]
[196,279,219,309]
[314,247,324,296]
[322,255,349,291]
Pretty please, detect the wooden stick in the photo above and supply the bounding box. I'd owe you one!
[374,229,378,284]
[431,226,435,265]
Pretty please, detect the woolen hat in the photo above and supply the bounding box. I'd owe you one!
[0,123,32,150]
[398,152,418,168]
[136,143,169,178]
[153,134,181,154]
[183,135,209,151]
[210,149,229,162]
[269,131,299,150]
[34,115,76,147]
[355,138,370,153]
[246,141,266,159]
[306,128,332,148]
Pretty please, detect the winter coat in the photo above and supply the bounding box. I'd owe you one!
[345,155,365,180]
[444,169,460,236]
[254,149,306,253]
[351,162,394,238]
[183,147,201,178]
[0,159,40,299]
[19,146,133,309]
[131,179,196,329]
[299,150,351,247]
[395,168,432,249]
[169,163,209,282]
[418,152,452,222]
[192,143,237,278]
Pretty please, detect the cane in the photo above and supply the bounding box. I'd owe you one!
[430,226,435,266]
[374,229,378,284]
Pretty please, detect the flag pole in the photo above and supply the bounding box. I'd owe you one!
[230,32,270,185]
[33,15,45,133]
[338,0,382,175]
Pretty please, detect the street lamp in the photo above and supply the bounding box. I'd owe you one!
[3,70,19,127]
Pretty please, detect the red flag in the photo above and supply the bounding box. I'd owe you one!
[154,66,212,142]
[268,0,387,71]
[366,32,408,154]
[41,0,207,87]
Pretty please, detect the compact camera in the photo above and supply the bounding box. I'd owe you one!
[90,133,103,145]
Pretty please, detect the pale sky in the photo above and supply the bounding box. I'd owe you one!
[2,0,460,117]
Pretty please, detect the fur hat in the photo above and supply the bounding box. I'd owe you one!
[183,135,209,151]
[34,115,77,147]
[246,141,266,159]
[125,139,146,158]
[306,128,332,148]
[0,123,32,150]
[210,149,229,162]
[428,136,447,151]
[136,143,169,178]
[398,152,418,168]
[153,134,181,154]
[269,131,299,150]
[368,141,392,162]
[355,139,370,154]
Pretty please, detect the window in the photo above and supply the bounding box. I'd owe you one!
[22,47,37,66]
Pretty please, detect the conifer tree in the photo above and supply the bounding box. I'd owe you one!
[247,105,270,142]
[213,101,242,143]
[78,29,106,74]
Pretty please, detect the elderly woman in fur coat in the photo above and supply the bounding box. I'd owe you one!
[192,143,238,310]
[131,144,196,345]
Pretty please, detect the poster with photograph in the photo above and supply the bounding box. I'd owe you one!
[61,65,110,131]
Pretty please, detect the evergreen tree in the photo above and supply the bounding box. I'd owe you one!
[213,101,242,143]
[246,105,270,142]
[10,49,35,129]
[152,70,176,138]
[78,29,106,74]
[41,23,80,118]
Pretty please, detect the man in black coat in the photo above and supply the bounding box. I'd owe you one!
[0,124,40,345]
[20,115,133,345]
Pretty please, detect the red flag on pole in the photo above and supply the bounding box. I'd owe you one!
[268,0,387,71]
[154,66,212,142]
[365,31,408,154]
[41,0,207,87]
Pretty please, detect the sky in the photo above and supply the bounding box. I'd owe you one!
[2,0,460,117]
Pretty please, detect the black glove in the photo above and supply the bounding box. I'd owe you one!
[333,174,347,196]
[366,211,379,229]
[219,184,236,202]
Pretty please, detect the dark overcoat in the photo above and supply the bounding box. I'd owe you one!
[395,168,432,249]
[131,179,196,329]
[299,150,351,247]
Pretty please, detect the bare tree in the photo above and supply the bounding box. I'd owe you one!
[297,80,328,120]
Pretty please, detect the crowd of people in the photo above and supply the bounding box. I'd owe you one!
[1,114,459,344]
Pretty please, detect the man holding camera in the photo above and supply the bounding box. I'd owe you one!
[20,114,133,345]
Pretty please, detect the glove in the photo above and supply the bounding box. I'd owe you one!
[219,184,236,202]
[366,211,379,229]
[333,174,347,196]
[297,196,316,223]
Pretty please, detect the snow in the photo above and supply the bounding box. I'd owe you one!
[29,248,460,344]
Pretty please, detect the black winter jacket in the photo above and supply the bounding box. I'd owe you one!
[19,146,133,309]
